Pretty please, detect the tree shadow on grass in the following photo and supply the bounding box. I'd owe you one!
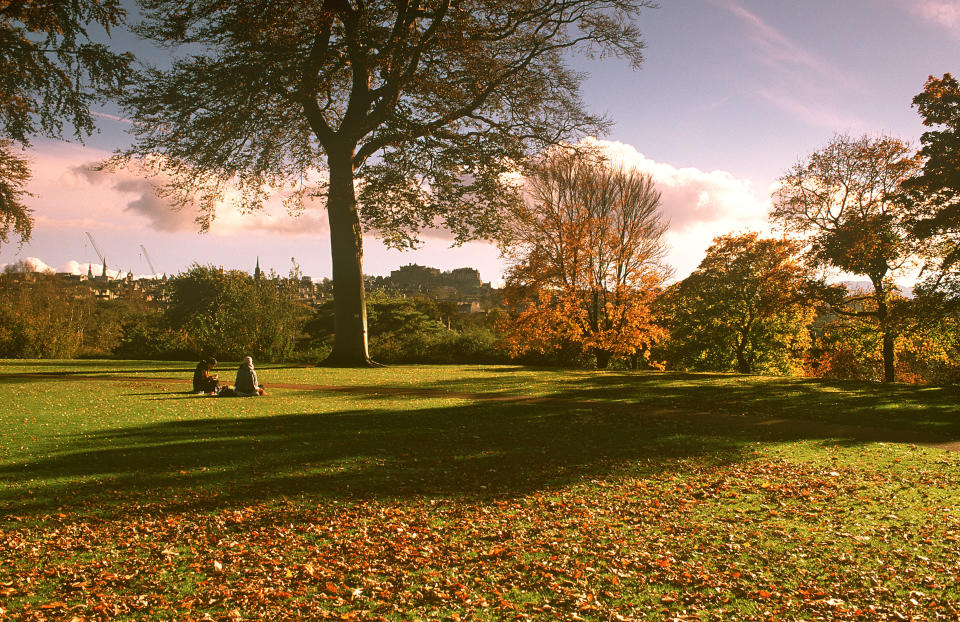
[2,387,941,523]
[426,369,960,436]
[0,399,779,521]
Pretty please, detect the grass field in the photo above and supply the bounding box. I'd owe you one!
[1,360,960,620]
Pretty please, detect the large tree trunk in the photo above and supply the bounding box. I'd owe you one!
[322,146,377,367]
[595,349,612,369]
[735,328,751,374]
[881,331,895,383]
[735,346,750,374]
[873,281,895,383]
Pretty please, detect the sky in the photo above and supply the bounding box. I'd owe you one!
[2,0,958,284]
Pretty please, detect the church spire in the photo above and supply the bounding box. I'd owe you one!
[254,257,261,281]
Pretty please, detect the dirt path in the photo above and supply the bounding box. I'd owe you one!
[5,371,960,453]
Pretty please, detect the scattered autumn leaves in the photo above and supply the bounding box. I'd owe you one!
[2,447,960,621]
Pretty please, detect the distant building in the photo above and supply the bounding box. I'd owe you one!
[380,263,496,312]
[56,272,85,285]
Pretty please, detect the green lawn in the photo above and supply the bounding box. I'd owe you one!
[1,360,959,620]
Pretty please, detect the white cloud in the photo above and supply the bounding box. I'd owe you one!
[0,257,142,279]
[1,257,55,273]
[581,138,773,278]
[907,0,960,35]
[2,258,154,280]
[583,138,770,229]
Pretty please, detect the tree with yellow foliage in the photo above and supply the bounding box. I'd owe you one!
[499,150,669,368]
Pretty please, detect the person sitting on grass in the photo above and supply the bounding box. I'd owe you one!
[234,356,266,396]
[192,358,220,394]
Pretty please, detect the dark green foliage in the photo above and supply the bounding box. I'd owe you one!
[0,0,133,248]
[112,314,191,361]
[656,233,819,376]
[902,73,960,304]
[81,292,157,357]
[0,142,32,248]
[305,292,507,364]
[906,75,960,267]
[164,265,310,362]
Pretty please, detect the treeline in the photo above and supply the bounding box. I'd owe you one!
[3,70,958,383]
[497,73,960,384]
[0,264,508,365]
[1,260,958,383]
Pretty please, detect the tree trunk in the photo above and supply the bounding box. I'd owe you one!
[735,333,750,374]
[881,331,895,383]
[874,281,895,383]
[322,146,377,367]
[595,349,612,369]
[735,349,750,374]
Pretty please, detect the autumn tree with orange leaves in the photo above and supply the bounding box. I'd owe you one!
[499,150,669,368]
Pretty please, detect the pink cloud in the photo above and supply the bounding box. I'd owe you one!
[63,155,331,237]
[721,0,829,75]
[754,88,863,131]
[72,164,200,232]
[91,110,133,124]
[908,0,960,35]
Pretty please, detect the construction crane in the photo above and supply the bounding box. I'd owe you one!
[139,244,158,276]
[84,231,104,263]
[84,231,109,277]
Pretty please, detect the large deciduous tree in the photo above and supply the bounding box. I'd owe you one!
[116,0,656,366]
[0,0,133,247]
[771,134,923,383]
[656,232,821,375]
[903,73,960,300]
[498,149,669,368]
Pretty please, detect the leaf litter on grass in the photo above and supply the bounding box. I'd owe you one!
[4,364,960,620]
[2,445,960,621]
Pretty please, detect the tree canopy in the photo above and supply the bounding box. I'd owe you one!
[165,265,309,361]
[903,73,960,298]
[657,232,820,375]
[0,0,133,248]
[499,149,669,368]
[771,134,923,382]
[119,0,657,365]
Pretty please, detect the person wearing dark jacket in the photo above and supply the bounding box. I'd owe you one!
[192,358,219,393]
[234,356,262,396]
